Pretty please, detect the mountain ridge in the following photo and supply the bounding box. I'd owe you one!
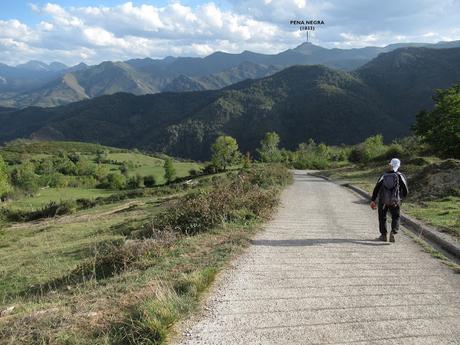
[1,40,460,108]
[1,46,459,160]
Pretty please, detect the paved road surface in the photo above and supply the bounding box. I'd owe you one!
[177,172,460,345]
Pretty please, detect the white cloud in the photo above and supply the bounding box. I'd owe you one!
[0,20,33,40]
[339,32,380,47]
[39,21,54,31]
[0,1,459,66]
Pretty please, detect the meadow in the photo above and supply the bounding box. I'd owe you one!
[0,139,291,345]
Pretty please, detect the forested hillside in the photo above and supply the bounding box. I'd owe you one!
[1,47,459,160]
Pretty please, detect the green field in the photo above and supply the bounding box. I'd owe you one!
[6,188,115,210]
[0,140,204,213]
[104,152,202,183]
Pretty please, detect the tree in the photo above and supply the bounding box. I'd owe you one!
[94,164,110,181]
[242,152,252,169]
[143,175,156,187]
[211,135,241,171]
[0,155,11,198]
[105,173,126,190]
[127,174,144,189]
[413,85,460,158]
[95,150,108,164]
[163,158,176,183]
[258,132,282,162]
[76,157,95,176]
[11,161,39,194]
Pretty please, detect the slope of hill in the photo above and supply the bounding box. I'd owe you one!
[2,41,459,108]
[357,47,460,126]
[1,46,459,160]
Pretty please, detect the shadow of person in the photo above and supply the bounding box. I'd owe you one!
[352,199,370,205]
[251,238,390,247]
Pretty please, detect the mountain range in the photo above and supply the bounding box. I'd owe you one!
[1,40,459,108]
[1,46,459,160]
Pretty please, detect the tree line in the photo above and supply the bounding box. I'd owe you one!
[1,84,458,200]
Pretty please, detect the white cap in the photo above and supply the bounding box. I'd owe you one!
[390,158,401,172]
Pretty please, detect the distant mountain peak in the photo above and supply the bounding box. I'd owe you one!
[17,60,49,71]
[49,61,68,71]
[292,42,327,55]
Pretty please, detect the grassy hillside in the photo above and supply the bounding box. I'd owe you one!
[0,157,291,344]
[0,140,201,212]
[0,139,292,344]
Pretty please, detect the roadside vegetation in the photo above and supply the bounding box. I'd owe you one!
[0,135,291,344]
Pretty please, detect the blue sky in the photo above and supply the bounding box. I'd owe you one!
[0,0,459,65]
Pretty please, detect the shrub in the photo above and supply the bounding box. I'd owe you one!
[76,175,98,188]
[53,156,76,175]
[127,174,144,189]
[202,164,218,175]
[349,134,386,163]
[40,172,68,188]
[245,164,292,188]
[188,168,200,177]
[143,175,156,187]
[395,136,425,158]
[154,165,290,235]
[164,158,176,183]
[98,173,126,190]
[75,158,96,176]
[379,143,404,160]
[0,155,11,198]
[119,163,129,176]
[11,161,39,194]
[291,139,332,169]
[94,164,110,181]
[2,200,77,222]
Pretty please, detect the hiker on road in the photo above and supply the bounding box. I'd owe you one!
[370,158,409,243]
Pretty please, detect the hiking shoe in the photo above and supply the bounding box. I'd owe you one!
[389,233,395,243]
[378,234,387,242]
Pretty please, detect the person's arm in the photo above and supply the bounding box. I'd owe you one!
[399,173,409,198]
[370,175,383,209]
[371,175,383,202]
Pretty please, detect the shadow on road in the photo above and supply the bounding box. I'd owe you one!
[251,238,390,247]
[352,199,370,205]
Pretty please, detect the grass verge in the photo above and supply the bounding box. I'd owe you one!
[0,164,292,344]
[403,230,460,273]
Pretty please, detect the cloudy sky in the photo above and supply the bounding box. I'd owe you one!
[1,0,460,66]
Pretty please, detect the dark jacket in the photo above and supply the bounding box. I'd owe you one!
[371,170,409,202]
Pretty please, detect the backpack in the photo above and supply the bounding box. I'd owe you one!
[381,172,401,207]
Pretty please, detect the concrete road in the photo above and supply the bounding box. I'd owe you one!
[177,172,460,345]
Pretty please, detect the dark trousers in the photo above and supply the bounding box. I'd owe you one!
[378,203,400,235]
